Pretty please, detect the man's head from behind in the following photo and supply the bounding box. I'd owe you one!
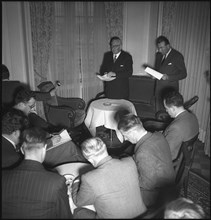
[164,197,205,219]
[14,87,36,115]
[2,64,10,80]
[2,108,29,145]
[20,127,48,163]
[81,137,108,167]
[118,113,145,144]
[163,90,184,118]
[110,36,122,55]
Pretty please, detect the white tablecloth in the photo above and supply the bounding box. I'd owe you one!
[55,162,95,213]
[85,98,137,142]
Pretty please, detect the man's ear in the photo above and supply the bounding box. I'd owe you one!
[20,143,26,155]
[13,130,21,138]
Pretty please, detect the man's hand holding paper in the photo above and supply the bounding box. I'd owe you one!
[144,67,163,80]
[161,74,169,80]
[96,71,116,81]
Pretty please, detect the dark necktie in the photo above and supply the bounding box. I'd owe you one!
[161,55,166,65]
[113,55,117,63]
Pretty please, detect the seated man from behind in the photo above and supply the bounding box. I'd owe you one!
[13,86,86,167]
[163,90,199,160]
[2,108,29,169]
[2,127,73,219]
[164,197,205,219]
[71,137,146,219]
[118,113,176,207]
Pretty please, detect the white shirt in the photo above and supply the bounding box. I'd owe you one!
[175,109,186,118]
[165,48,172,59]
[113,51,121,60]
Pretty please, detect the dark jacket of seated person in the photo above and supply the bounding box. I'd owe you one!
[2,64,53,113]
[2,108,29,169]
[12,87,86,167]
[2,127,73,219]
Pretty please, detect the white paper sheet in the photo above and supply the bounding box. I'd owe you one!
[97,74,116,81]
[46,129,71,151]
[144,67,163,80]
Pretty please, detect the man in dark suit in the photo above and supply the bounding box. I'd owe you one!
[13,87,86,167]
[99,36,133,99]
[71,137,146,218]
[118,113,176,207]
[2,108,29,169]
[163,90,199,160]
[2,127,73,219]
[154,36,187,110]
[2,64,57,114]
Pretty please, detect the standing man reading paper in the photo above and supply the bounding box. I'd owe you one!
[154,36,187,110]
[99,36,133,100]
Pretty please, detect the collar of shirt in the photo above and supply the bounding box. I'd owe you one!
[137,130,148,142]
[96,155,112,167]
[113,51,121,59]
[175,109,186,118]
[165,48,172,59]
[2,135,17,150]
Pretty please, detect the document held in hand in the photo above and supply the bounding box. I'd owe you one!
[144,67,163,80]
[46,129,72,151]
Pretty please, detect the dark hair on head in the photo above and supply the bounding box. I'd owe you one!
[163,90,184,107]
[109,36,121,46]
[21,127,47,147]
[2,64,10,80]
[156,35,170,46]
[14,86,36,105]
[2,108,29,134]
[117,113,142,132]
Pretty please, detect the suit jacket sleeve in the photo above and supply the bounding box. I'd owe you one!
[72,175,95,207]
[28,112,51,131]
[163,124,183,160]
[134,148,159,190]
[155,50,187,82]
[56,178,73,218]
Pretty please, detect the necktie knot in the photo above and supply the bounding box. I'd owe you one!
[161,55,166,65]
[113,55,117,63]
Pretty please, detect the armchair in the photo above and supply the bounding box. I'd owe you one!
[173,133,199,197]
[37,81,86,130]
[129,76,157,119]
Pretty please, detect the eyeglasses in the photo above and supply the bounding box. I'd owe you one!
[111,44,121,48]
[28,103,36,109]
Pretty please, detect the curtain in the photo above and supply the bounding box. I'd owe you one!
[30,2,54,118]
[49,2,107,104]
[159,1,210,144]
[104,2,123,42]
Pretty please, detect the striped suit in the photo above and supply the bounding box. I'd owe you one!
[2,160,73,219]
